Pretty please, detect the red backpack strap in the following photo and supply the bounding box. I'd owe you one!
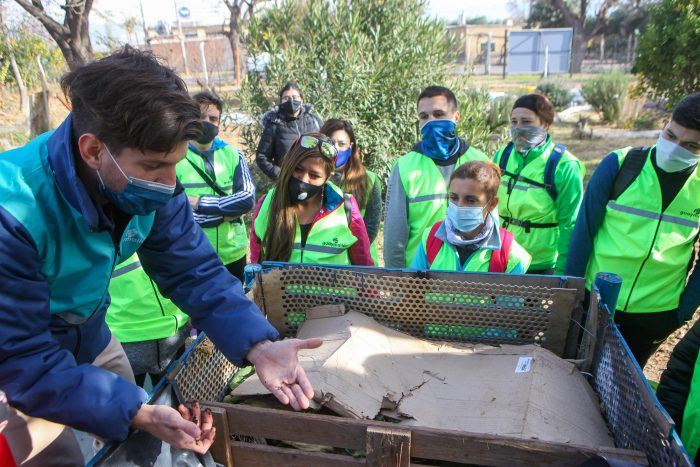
[425,221,444,266]
[489,227,514,273]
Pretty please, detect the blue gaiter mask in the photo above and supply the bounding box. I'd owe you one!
[96,145,176,216]
[335,147,353,168]
[420,119,459,161]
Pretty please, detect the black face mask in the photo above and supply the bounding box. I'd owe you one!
[280,99,302,115]
[288,177,323,203]
[197,121,219,145]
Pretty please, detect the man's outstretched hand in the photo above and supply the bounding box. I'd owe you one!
[132,401,215,454]
[246,338,323,410]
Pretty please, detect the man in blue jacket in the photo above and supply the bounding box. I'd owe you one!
[0,47,321,465]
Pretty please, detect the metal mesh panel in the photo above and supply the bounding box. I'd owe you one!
[258,265,574,352]
[593,310,691,466]
[172,336,236,402]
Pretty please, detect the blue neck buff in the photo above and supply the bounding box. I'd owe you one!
[420,119,459,161]
[335,147,353,168]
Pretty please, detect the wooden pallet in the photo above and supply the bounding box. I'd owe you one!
[203,402,648,467]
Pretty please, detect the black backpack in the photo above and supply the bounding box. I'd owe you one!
[610,147,650,200]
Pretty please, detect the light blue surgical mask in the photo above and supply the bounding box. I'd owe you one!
[510,125,547,154]
[655,134,700,172]
[420,119,459,160]
[445,201,487,234]
[96,145,176,216]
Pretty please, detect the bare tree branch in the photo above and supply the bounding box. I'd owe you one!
[14,0,67,36]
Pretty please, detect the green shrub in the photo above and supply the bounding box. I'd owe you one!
[535,82,571,110]
[635,0,700,108]
[237,0,508,188]
[582,72,629,122]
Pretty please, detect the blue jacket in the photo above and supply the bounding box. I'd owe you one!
[0,115,279,440]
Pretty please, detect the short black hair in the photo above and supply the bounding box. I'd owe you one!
[417,86,458,111]
[672,92,700,132]
[279,81,303,101]
[61,45,202,154]
[193,91,223,115]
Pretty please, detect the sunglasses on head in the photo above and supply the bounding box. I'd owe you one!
[295,134,338,163]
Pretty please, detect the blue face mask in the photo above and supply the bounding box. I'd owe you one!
[420,119,459,161]
[335,147,353,168]
[445,201,487,234]
[96,145,176,216]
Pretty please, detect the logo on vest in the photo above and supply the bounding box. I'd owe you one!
[123,228,144,243]
[322,237,350,248]
[680,208,700,218]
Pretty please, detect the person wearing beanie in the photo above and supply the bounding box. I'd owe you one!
[492,93,584,275]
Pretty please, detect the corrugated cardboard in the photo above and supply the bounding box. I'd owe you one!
[233,311,613,448]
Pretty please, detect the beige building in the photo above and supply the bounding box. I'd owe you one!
[146,22,234,77]
[447,23,523,66]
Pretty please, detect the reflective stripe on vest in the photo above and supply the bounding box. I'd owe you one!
[106,254,188,343]
[420,223,527,273]
[176,145,247,264]
[396,147,487,267]
[254,185,358,265]
[682,353,700,460]
[585,146,700,312]
[495,140,561,268]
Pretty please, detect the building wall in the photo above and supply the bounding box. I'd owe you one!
[448,24,523,65]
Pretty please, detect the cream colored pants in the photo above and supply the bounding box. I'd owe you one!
[4,335,135,466]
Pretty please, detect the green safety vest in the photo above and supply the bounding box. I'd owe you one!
[585,146,700,312]
[254,184,358,265]
[494,140,582,269]
[106,254,188,343]
[682,354,700,459]
[420,224,530,273]
[176,145,248,264]
[396,148,487,267]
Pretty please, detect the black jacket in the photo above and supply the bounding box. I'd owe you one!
[255,104,323,180]
[657,319,700,463]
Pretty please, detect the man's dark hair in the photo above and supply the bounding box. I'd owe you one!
[61,45,202,154]
[417,86,458,111]
[672,92,700,132]
[193,91,223,115]
[279,81,303,101]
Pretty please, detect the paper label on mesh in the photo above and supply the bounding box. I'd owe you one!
[515,357,533,373]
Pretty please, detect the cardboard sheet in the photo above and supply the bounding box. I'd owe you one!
[233,310,613,448]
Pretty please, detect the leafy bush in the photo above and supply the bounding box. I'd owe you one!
[535,82,571,110]
[237,0,506,187]
[635,0,700,108]
[582,72,629,122]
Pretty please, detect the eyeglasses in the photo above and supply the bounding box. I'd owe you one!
[295,134,338,162]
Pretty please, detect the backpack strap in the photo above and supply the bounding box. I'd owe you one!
[425,221,444,267]
[611,147,649,200]
[488,227,514,273]
[543,144,566,202]
[343,194,353,226]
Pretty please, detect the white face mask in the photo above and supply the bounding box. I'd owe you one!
[655,134,700,172]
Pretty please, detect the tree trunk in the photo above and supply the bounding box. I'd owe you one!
[3,34,28,116]
[570,27,586,73]
[228,7,242,84]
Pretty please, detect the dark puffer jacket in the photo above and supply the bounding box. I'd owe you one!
[255,104,323,180]
[656,318,700,464]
